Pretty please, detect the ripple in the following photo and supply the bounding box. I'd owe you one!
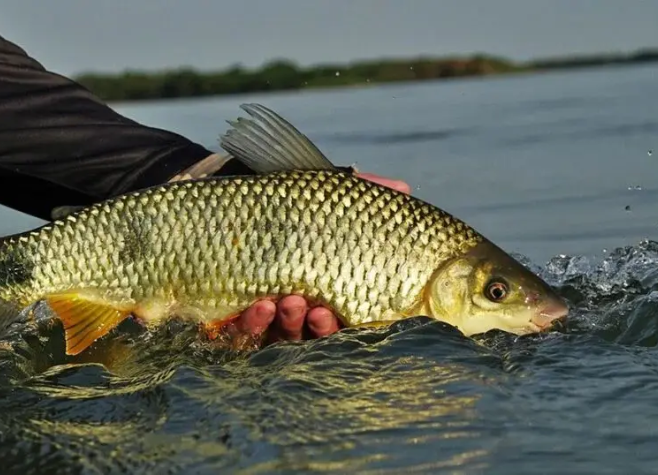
[322,128,472,146]
[3,240,658,472]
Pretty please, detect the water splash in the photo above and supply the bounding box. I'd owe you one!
[3,240,658,473]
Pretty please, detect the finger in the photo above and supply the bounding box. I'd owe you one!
[307,307,341,337]
[272,295,308,341]
[235,300,276,335]
[357,173,411,194]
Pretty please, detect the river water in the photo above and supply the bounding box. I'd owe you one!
[1,64,657,474]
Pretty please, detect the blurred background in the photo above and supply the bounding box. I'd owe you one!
[2,0,657,263]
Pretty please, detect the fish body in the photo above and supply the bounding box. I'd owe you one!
[0,104,568,355]
[0,170,479,350]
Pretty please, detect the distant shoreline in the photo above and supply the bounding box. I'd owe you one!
[74,48,658,103]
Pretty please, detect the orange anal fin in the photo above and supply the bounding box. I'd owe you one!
[203,313,268,352]
[203,314,241,341]
[45,292,133,356]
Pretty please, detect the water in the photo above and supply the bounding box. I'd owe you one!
[1,64,658,474]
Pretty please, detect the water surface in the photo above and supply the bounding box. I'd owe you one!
[1,64,658,474]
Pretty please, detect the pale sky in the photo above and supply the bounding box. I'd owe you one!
[2,0,657,76]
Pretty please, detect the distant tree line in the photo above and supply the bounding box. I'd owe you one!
[73,48,658,103]
[528,48,658,70]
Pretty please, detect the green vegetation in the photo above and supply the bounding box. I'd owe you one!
[528,48,658,70]
[74,48,658,103]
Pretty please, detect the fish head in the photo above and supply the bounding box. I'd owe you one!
[426,239,569,337]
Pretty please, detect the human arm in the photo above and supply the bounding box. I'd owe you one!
[0,33,216,219]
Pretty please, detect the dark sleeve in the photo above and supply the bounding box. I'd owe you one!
[0,34,245,221]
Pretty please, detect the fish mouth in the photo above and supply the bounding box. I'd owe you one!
[530,302,570,332]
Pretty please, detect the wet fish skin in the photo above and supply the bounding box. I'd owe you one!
[0,168,480,353]
[0,103,569,356]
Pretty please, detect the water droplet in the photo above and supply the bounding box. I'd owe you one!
[409,66,414,70]
[415,185,422,191]
[635,185,643,190]
[602,248,608,254]
[335,71,340,77]
[366,78,370,83]
[625,205,632,212]
[649,150,653,156]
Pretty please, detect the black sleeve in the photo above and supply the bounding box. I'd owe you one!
[0,34,244,221]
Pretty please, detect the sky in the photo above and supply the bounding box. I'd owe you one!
[2,0,657,77]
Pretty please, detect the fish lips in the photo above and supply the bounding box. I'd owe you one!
[530,302,570,332]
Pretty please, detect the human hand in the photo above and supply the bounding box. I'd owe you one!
[224,173,411,348]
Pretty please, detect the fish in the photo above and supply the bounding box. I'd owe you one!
[0,103,569,356]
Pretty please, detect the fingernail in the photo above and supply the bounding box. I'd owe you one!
[256,305,272,319]
[282,305,305,319]
[395,181,411,193]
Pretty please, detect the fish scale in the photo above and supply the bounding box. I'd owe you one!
[15,172,443,310]
[0,102,569,356]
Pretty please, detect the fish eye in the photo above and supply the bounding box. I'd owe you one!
[485,279,508,302]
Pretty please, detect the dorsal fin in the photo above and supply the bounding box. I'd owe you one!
[219,103,337,173]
